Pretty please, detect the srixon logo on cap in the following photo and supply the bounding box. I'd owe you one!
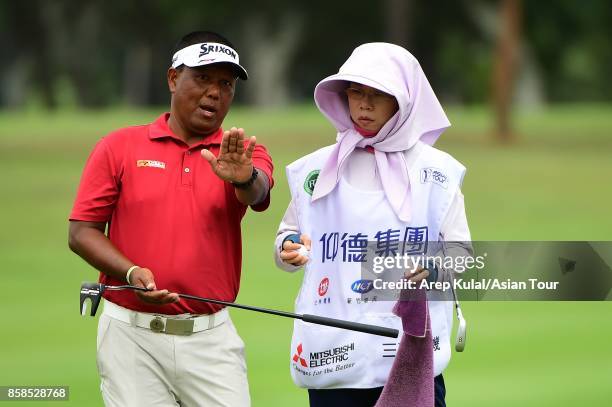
[199,43,237,60]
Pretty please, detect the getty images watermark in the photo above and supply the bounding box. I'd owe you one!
[356,241,612,301]
[372,253,559,291]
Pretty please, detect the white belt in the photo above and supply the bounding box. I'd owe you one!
[102,300,229,335]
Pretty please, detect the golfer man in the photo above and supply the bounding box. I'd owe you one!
[68,31,273,406]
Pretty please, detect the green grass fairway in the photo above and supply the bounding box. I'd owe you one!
[0,105,611,406]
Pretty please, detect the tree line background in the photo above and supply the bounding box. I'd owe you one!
[0,0,610,110]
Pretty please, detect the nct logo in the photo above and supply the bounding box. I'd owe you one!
[351,279,374,294]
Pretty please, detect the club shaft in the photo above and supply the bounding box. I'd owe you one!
[114,285,399,338]
[302,314,399,338]
[178,293,297,319]
[178,293,398,338]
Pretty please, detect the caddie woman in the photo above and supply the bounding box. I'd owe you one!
[274,43,471,407]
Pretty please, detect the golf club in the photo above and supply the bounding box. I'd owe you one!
[80,282,399,338]
[450,282,467,352]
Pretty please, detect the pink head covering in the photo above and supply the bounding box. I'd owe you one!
[312,43,450,222]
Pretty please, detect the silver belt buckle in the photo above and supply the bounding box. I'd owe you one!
[165,318,195,336]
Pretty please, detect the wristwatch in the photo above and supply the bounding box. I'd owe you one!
[232,167,258,189]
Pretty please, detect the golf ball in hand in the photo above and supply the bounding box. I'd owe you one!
[296,245,310,259]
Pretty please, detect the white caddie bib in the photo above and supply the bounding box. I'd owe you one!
[286,142,465,389]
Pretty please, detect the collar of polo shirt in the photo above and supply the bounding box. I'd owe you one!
[171,42,248,80]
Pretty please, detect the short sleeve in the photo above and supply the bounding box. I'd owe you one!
[69,138,121,222]
[250,143,274,212]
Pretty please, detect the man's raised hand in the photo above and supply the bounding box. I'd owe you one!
[201,127,256,183]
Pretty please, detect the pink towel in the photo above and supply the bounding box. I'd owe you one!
[375,288,434,407]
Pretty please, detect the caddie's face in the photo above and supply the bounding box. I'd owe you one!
[168,64,237,136]
[345,83,399,133]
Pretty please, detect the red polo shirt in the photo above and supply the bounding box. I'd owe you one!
[70,113,274,314]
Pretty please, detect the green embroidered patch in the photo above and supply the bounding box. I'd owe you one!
[303,170,320,195]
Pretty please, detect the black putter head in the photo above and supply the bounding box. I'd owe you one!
[80,282,106,316]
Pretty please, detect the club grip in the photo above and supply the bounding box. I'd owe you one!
[302,314,399,338]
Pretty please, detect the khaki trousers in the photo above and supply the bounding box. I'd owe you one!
[96,310,250,406]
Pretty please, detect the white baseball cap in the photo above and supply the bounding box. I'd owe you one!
[171,42,248,80]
